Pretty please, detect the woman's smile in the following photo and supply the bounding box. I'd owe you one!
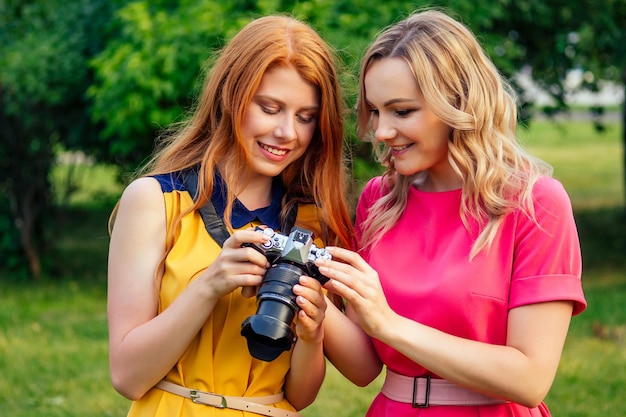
[258,142,290,158]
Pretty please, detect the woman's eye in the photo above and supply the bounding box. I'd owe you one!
[369,108,379,116]
[261,105,279,115]
[296,114,316,124]
[396,109,414,117]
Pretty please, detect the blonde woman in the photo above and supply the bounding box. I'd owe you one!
[107,15,353,417]
[321,9,586,416]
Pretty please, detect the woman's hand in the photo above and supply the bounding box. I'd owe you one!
[286,275,328,410]
[316,246,395,338]
[195,229,272,299]
[292,276,327,344]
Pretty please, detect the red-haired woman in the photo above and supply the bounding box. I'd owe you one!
[107,15,353,417]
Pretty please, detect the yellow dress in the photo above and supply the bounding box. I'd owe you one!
[126,174,324,417]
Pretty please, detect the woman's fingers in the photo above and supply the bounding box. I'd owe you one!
[295,277,324,309]
[316,249,371,289]
[221,230,271,268]
[293,276,326,343]
[325,246,369,270]
[315,247,389,331]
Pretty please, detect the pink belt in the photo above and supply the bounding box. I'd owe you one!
[381,369,509,407]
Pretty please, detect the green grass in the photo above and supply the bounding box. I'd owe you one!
[1,120,625,416]
[0,281,129,416]
[546,272,626,416]
[519,121,623,209]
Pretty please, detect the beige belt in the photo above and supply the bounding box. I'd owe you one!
[156,380,303,417]
[382,369,509,407]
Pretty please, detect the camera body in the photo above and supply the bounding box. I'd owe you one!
[241,226,331,361]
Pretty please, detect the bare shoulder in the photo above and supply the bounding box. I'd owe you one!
[111,177,166,236]
[119,177,163,208]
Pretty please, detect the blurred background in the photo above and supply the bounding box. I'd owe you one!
[1,1,624,416]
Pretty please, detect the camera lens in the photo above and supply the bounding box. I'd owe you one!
[241,263,303,361]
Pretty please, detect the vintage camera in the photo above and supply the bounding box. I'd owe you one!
[241,226,331,361]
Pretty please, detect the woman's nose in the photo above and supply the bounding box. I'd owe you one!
[274,116,297,141]
[373,116,396,142]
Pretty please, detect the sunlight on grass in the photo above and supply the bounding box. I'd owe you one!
[519,122,623,209]
[302,365,384,417]
[548,337,626,416]
[0,281,131,417]
[51,161,124,206]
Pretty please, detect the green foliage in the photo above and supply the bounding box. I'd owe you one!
[492,0,624,106]
[46,205,114,280]
[3,0,626,280]
[0,195,25,278]
[51,161,124,207]
[88,0,237,167]
[0,0,123,278]
[1,5,83,109]
[575,207,626,271]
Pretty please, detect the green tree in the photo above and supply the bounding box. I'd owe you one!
[3,0,625,279]
[53,0,626,257]
[0,0,122,278]
[88,0,244,170]
[88,0,433,180]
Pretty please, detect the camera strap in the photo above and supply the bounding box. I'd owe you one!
[183,169,231,247]
[182,169,297,247]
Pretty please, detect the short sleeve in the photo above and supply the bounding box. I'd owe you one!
[509,176,587,315]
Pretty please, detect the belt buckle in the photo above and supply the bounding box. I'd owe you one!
[190,389,228,408]
[412,376,431,408]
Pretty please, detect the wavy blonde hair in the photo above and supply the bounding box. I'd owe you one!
[114,15,354,248]
[356,9,551,258]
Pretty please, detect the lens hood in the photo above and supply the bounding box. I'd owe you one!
[241,315,295,361]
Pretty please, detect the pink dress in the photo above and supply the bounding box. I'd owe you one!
[355,176,587,417]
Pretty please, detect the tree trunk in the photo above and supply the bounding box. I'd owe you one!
[10,180,43,280]
[18,189,42,279]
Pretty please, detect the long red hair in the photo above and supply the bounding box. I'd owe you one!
[131,15,354,248]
